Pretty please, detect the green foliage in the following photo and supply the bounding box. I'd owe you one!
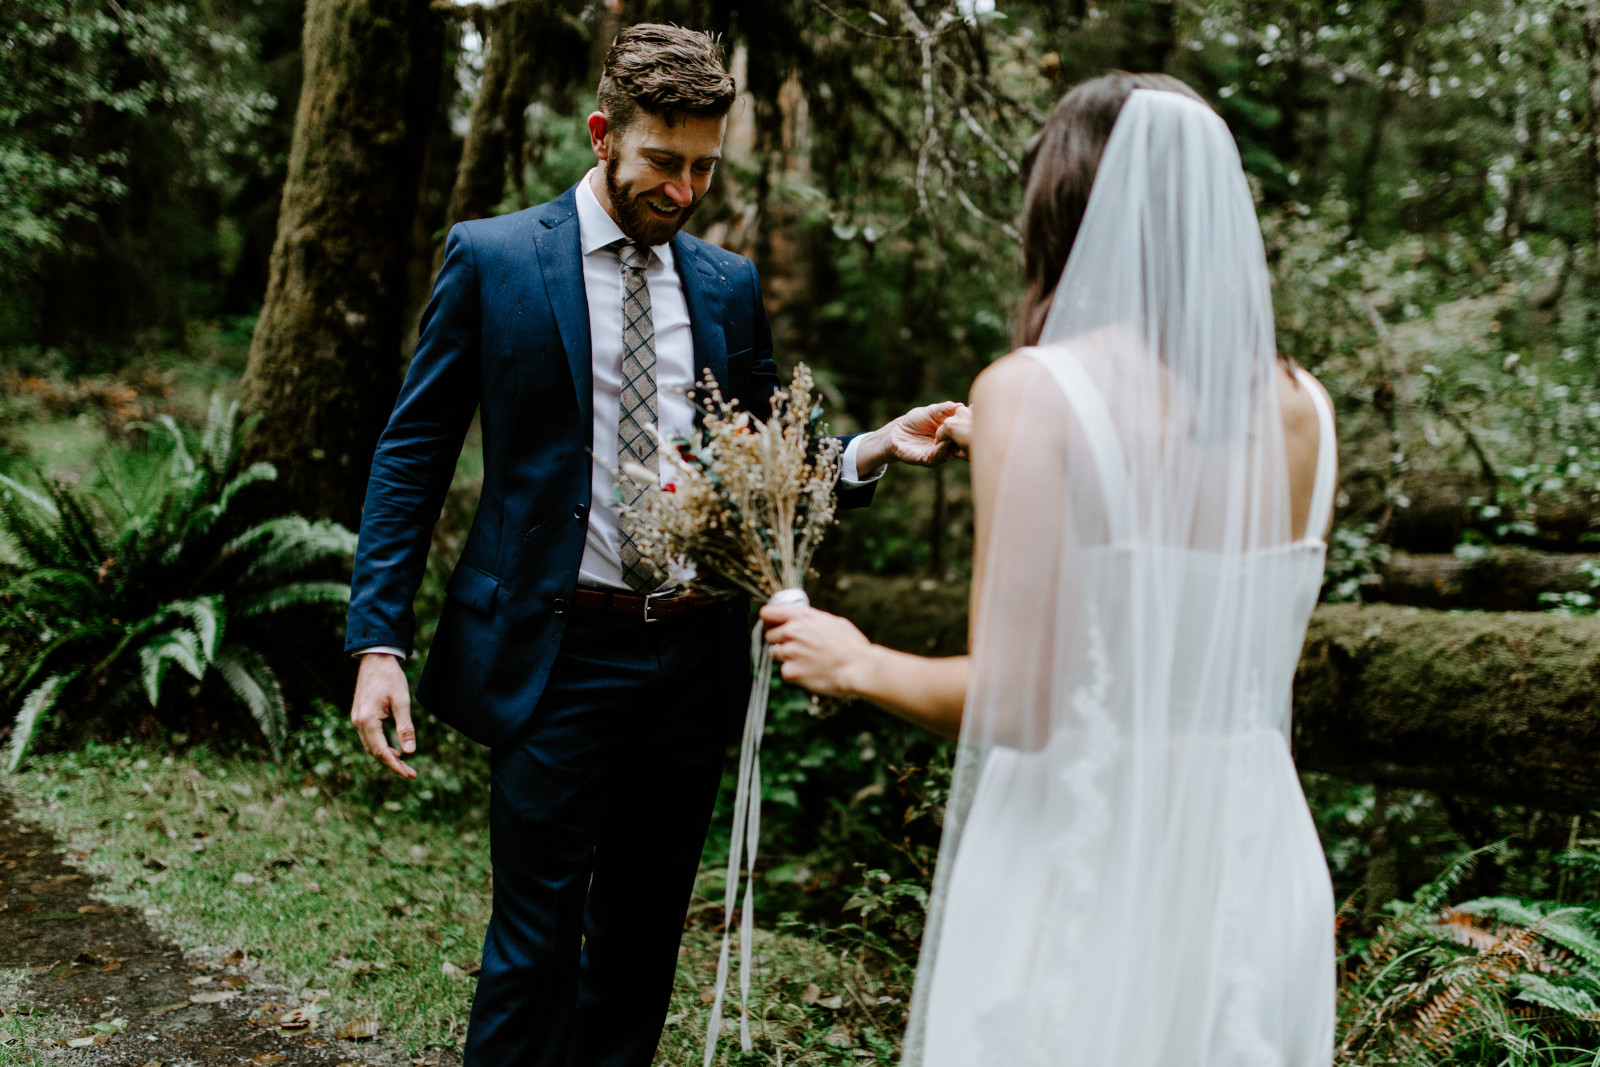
[1335,844,1600,1064]
[0,0,273,293]
[1323,522,1391,602]
[0,396,355,768]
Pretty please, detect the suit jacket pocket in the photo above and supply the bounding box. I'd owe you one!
[445,561,500,614]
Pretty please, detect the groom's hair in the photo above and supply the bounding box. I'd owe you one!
[598,24,736,137]
[1014,73,1207,349]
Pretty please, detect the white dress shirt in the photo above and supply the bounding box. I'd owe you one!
[356,171,881,656]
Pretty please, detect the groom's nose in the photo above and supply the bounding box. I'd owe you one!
[662,179,694,208]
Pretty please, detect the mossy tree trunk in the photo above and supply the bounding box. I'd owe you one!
[239,0,444,527]
[820,576,1600,813]
[437,2,540,250]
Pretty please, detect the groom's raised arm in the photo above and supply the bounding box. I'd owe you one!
[345,224,482,657]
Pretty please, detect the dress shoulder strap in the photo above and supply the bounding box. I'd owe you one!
[1025,346,1135,543]
[1294,366,1337,541]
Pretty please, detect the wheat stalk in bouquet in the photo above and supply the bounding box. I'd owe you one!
[616,363,840,1063]
[618,363,842,603]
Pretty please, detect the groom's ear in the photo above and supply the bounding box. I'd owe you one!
[588,112,612,161]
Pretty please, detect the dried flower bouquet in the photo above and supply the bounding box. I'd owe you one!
[615,363,841,1064]
[616,362,842,601]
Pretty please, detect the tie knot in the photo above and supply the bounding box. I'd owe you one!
[619,241,650,271]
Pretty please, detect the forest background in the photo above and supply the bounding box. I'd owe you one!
[8,0,1600,1063]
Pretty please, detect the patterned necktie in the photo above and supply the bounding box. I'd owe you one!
[616,240,665,593]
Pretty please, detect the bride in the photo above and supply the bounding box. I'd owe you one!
[763,73,1337,1065]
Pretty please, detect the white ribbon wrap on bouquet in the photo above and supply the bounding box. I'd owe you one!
[703,587,809,1064]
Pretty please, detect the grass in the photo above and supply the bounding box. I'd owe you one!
[2,735,912,1065]
[0,968,77,1066]
[6,739,492,1054]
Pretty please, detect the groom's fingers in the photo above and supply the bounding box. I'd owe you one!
[354,704,416,780]
[392,698,416,756]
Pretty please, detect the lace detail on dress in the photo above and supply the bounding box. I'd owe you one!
[1214,671,1283,1067]
[974,612,1119,1065]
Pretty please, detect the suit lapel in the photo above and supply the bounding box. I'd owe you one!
[535,187,592,432]
[673,235,727,404]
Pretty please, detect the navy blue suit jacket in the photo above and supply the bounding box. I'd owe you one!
[346,184,870,746]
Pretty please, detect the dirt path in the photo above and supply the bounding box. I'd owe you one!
[0,796,455,1067]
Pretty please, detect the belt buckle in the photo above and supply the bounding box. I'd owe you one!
[642,587,681,623]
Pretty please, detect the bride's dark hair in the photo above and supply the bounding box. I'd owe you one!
[1014,72,1207,349]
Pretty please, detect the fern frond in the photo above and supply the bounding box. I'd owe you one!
[1512,972,1600,1019]
[0,473,60,518]
[211,645,286,762]
[5,673,74,772]
[198,394,233,461]
[137,629,204,706]
[45,479,108,567]
[0,479,75,568]
[222,516,354,582]
[0,566,102,605]
[234,580,349,619]
[165,596,226,662]
[157,414,195,476]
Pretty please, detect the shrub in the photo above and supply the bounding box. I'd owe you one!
[0,397,354,769]
[1337,844,1600,1064]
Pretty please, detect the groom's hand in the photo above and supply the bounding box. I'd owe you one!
[351,653,418,780]
[855,401,968,472]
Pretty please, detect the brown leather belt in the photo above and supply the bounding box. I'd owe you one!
[572,585,719,622]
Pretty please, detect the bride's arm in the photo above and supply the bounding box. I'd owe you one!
[761,354,1036,738]
[759,606,969,737]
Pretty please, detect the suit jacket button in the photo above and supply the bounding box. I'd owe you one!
[573,504,588,521]
[552,596,568,614]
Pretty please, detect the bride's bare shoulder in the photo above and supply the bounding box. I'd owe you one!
[971,347,1051,407]
[1277,362,1332,438]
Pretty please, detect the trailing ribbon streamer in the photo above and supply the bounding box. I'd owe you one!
[703,587,810,1064]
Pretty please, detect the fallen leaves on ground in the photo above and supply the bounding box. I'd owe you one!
[276,1005,320,1030]
[189,989,238,1004]
[335,1016,379,1041]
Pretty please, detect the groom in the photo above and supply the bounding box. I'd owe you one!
[345,24,958,1067]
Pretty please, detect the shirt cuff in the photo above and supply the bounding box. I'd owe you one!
[353,646,408,661]
[840,435,887,489]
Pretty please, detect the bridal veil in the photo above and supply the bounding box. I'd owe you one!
[903,89,1335,1065]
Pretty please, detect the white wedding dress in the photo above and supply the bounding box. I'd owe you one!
[902,92,1336,1066]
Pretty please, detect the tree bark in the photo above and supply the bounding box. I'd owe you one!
[437,1,542,262]
[818,576,1600,813]
[238,0,444,527]
[1583,2,1600,270]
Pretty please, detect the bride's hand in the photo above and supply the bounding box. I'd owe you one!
[934,404,973,459]
[760,603,875,698]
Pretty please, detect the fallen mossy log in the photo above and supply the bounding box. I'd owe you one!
[817,576,1600,813]
[1294,604,1600,812]
[1343,471,1600,553]
[1373,549,1600,611]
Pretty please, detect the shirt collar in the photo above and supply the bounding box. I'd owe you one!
[576,168,675,272]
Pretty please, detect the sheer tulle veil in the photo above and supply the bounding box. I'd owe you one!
[902,89,1332,1064]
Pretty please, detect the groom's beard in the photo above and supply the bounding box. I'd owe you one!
[606,155,702,247]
